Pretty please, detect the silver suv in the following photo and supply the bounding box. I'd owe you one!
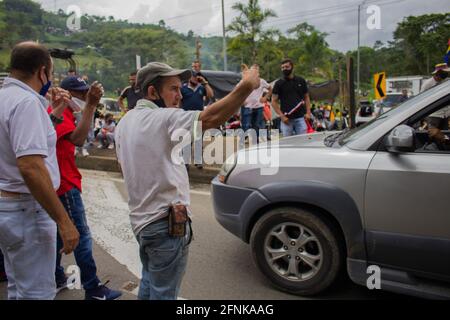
[211,80,450,299]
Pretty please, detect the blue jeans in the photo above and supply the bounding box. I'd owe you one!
[137,218,191,300]
[280,117,307,137]
[0,196,57,299]
[241,107,264,133]
[55,188,100,291]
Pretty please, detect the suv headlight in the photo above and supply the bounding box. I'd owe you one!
[218,154,237,184]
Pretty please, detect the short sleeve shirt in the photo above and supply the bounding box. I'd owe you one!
[0,78,60,193]
[181,84,207,111]
[273,76,309,119]
[121,86,144,110]
[244,79,270,109]
[115,99,201,236]
[47,106,82,196]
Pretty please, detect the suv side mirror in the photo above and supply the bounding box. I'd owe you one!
[384,125,415,153]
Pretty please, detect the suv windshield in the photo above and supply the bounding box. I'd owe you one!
[339,82,448,146]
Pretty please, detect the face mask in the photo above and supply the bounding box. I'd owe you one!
[283,69,293,78]
[439,73,448,80]
[153,89,167,108]
[39,77,52,97]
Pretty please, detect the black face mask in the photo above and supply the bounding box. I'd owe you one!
[154,88,167,108]
[283,69,293,78]
[154,99,166,108]
[438,72,449,80]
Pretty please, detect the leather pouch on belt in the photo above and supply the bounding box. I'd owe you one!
[168,204,188,237]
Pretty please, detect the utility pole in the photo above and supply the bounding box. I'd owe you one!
[222,0,228,71]
[195,37,202,63]
[338,59,343,108]
[357,0,367,98]
[347,56,356,129]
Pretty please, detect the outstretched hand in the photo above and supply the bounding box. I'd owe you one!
[241,65,260,91]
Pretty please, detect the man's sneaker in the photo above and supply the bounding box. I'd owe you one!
[108,144,115,150]
[0,271,7,282]
[85,281,122,300]
[81,148,90,157]
[56,276,68,294]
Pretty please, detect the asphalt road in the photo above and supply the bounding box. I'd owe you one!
[78,169,405,300]
[0,169,406,300]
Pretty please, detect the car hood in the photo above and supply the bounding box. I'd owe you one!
[254,132,335,150]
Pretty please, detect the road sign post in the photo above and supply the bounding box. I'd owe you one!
[374,72,386,100]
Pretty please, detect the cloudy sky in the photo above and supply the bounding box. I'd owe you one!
[36,0,450,52]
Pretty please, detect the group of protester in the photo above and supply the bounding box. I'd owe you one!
[2,38,447,301]
[0,39,361,301]
[117,58,314,139]
[0,41,262,300]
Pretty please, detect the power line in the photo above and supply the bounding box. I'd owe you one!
[265,0,405,29]
[197,0,406,39]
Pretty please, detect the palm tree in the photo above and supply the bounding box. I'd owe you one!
[288,23,332,78]
[227,0,277,64]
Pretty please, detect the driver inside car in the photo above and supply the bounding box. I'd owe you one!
[424,105,450,151]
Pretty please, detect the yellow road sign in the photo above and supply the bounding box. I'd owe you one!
[374,72,386,100]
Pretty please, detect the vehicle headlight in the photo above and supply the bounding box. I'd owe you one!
[218,154,237,184]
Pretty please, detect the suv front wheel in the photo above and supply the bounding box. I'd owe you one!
[250,207,344,296]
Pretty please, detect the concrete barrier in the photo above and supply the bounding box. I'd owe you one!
[75,149,220,184]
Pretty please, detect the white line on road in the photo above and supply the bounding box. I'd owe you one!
[190,190,211,196]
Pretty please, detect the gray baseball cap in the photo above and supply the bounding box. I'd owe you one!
[137,62,192,93]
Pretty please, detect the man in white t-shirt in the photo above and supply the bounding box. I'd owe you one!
[240,64,271,140]
[115,62,260,300]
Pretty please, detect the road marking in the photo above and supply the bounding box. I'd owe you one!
[190,190,211,196]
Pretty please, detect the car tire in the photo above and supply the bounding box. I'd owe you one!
[250,207,344,296]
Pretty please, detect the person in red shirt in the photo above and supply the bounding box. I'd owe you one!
[48,76,122,300]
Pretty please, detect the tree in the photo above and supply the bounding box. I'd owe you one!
[227,0,277,64]
[393,13,450,74]
[287,23,333,79]
[159,20,166,29]
[0,0,44,45]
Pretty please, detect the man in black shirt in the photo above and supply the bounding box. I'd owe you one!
[272,59,312,137]
[119,71,144,112]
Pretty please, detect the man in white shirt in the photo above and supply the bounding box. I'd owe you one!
[0,42,79,300]
[240,64,271,142]
[115,62,260,300]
